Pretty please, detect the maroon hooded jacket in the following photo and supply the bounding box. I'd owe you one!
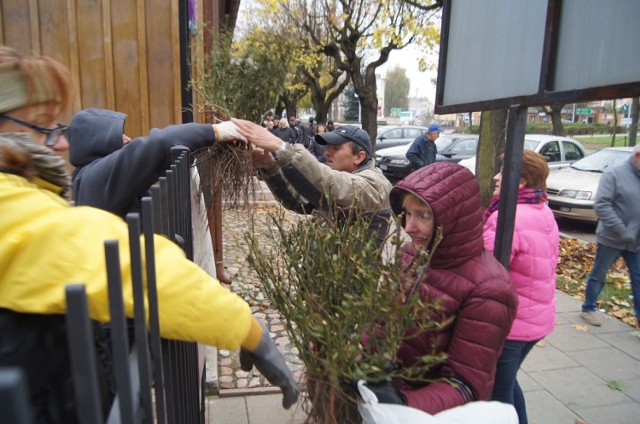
[388,162,518,414]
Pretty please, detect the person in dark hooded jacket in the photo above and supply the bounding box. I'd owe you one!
[69,108,245,218]
[365,162,518,415]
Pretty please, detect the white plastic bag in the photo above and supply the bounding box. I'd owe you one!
[357,380,518,424]
[358,380,439,424]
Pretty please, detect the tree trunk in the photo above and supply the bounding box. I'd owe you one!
[314,101,330,125]
[283,97,298,120]
[477,109,508,208]
[353,66,379,149]
[629,97,639,147]
[274,98,285,119]
[360,93,378,148]
[549,104,565,135]
[311,76,349,125]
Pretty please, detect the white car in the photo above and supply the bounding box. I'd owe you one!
[458,134,587,174]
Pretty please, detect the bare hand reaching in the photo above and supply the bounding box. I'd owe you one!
[232,118,284,152]
[252,147,277,171]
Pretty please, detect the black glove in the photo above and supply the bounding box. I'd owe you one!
[364,380,407,405]
[239,321,299,409]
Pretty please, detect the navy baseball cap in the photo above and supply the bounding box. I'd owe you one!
[315,125,372,155]
[427,123,444,133]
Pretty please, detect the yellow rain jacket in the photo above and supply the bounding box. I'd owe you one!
[0,172,252,350]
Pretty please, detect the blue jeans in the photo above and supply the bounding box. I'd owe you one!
[582,243,640,318]
[492,339,538,424]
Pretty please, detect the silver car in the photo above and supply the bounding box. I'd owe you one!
[546,147,634,223]
[374,125,428,151]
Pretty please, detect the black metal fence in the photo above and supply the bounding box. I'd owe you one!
[0,146,206,423]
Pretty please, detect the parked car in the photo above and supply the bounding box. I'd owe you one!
[375,134,479,182]
[458,134,588,174]
[373,125,428,151]
[546,147,634,223]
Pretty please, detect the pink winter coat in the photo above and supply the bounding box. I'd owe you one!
[483,202,559,341]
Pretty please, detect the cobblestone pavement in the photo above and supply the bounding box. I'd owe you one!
[217,206,306,392]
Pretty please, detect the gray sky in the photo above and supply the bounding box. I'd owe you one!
[380,45,438,101]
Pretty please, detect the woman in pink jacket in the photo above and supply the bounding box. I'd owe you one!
[483,149,559,424]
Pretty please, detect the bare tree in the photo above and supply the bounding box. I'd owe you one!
[299,27,351,123]
[289,0,442,144]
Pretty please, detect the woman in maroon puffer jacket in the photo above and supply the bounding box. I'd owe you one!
[369,162,518,414]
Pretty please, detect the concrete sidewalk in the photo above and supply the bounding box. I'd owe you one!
[206,290,640,424]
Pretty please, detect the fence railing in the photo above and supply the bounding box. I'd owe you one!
[0,146,205,424]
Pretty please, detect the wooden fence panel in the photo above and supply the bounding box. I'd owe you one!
[0,0,35,54]
[145,0,181,128]
[75,0,110,116]
[0,0,210,136]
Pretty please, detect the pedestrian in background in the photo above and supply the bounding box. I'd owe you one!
[306,116,315,139]
[406,123,444,172]
[307,122,327,163]
[483,150,559,424]
[287,116,303,145]
[272,117,295,143]
[581,144,640,327]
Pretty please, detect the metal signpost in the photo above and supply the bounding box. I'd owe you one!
[435,0,640,268]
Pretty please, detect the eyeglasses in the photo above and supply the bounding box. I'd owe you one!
[0,114,68,147]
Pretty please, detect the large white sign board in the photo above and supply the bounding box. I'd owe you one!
[435,0,640,113]
[442,0,547,105]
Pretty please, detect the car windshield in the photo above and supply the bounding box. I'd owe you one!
[435,136,456,151]
[523,140,539,150]
[570,149,630,172]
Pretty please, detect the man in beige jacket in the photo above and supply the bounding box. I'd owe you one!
[233,119,393,248]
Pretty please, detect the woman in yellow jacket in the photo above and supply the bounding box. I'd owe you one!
[0,46,297,422]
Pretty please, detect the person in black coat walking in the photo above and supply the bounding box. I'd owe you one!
[405,123,444,172]
[272,117,296,143]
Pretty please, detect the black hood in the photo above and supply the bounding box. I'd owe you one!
[68,108,127,167]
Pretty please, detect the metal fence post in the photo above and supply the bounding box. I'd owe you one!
[104,241,136,423]
[0,368,35,424]
[65,285,105,424]
[126,214,154,422]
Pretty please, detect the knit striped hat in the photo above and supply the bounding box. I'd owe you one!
[0,47,71,114]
